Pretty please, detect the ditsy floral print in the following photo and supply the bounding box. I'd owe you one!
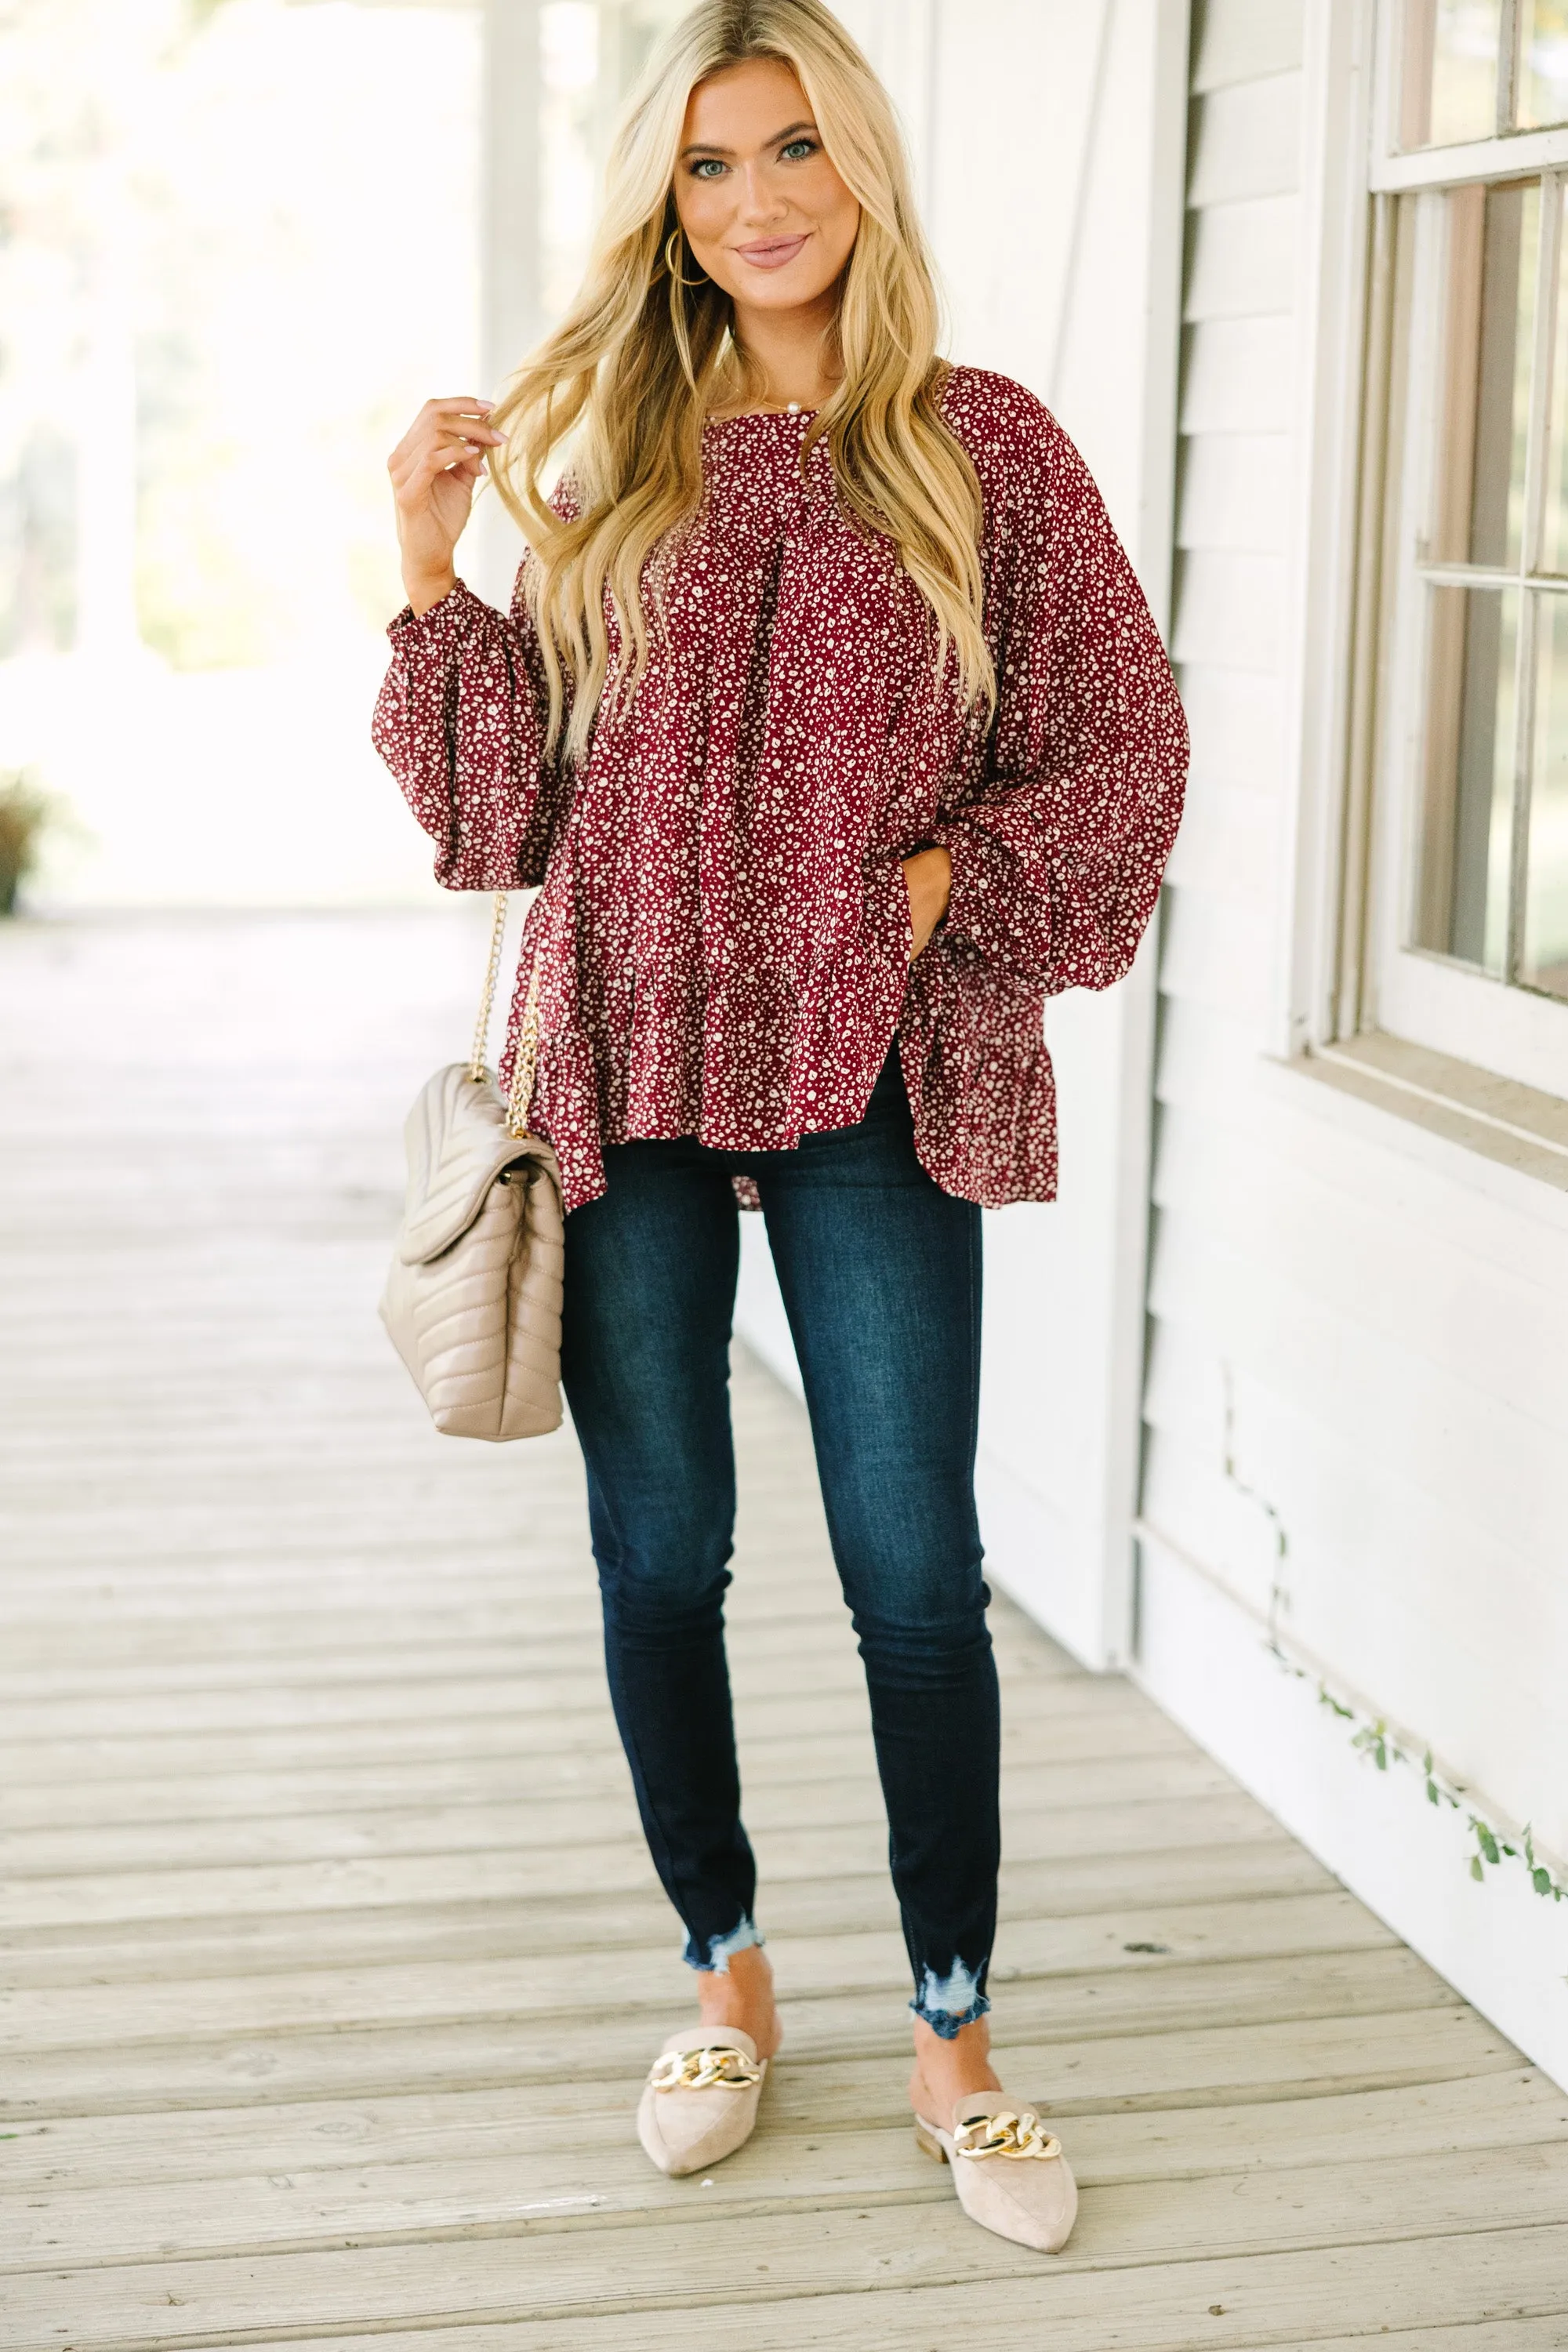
[373,367,1188,1214]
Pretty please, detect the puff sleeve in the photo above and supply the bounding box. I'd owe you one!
[933,408,1187,994]
[372,564,569,893]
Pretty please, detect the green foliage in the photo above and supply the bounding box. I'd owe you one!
[1224,1365,1568,1923]
[0,769,52,915]
[1273,1661,1568,1905]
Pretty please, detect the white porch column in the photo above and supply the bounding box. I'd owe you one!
[469,0,542,606]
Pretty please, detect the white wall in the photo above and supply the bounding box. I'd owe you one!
[738,0,1192,1671]
[1135,0,1568,2089]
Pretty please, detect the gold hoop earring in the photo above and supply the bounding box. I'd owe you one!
[664,227,706,289]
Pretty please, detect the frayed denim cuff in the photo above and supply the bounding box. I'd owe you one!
[910,1959,991,2039]
[684,1915,765,1974]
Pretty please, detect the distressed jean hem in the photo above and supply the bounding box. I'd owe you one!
[910,1960,992,2039]
[909,1990,992,2039]
[684,1915,765,1973]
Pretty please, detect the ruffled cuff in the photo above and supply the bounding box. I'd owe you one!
[385,576,491,652]
[931,813,1052,978]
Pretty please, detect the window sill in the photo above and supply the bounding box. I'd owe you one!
[1265,1030,1568,1214]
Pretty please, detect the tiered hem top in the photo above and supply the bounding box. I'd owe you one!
[373,367,1188,1214]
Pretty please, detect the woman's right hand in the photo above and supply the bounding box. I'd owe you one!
[388,397,507,615]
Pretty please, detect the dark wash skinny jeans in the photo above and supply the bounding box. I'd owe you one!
[559,1049,1000,2038]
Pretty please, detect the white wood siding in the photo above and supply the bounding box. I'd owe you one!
[1141,0,1568,2089]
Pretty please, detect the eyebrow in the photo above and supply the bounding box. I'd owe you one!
[679,118,818,158]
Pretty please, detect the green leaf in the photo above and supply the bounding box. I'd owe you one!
[1534,1867,1553,1897]
[1478,1827,1501,1866]
[1470,1857,1485,1881]
[1426,1779,1440,1806]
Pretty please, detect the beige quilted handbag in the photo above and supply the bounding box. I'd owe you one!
[380,894,564,1439]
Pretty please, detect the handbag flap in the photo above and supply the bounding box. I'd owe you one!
[397,1062,560,1266]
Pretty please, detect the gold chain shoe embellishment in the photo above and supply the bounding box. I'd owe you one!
[953,2110,1062,2162]
[648,2046,764,2094]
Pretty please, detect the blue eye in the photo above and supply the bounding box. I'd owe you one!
[689,158,727,180]
[781,138,817,161]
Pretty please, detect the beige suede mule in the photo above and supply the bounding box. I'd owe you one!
[914,2093,1078,2252]
[635,2028,768,2178]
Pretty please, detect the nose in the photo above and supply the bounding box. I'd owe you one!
[734,160,788,225]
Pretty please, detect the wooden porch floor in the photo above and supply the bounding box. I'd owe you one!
[2,909,1566,2351]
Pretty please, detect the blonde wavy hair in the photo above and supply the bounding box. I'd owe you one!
[487,0,993,764]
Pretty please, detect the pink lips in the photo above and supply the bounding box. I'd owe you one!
[733,234,809,270]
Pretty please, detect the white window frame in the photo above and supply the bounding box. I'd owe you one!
[1352,3,1568,1098]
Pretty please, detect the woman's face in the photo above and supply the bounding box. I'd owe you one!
[673,57,861,316]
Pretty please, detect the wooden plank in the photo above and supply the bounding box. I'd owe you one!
[0,2014,1529,2195]
[1157,884,1279,1018]
[0,1580,862,1658]
[0,1844,1334,1988]
[0,1614,1075,1704]
[0,1755,1244,1878]
[1176,667,1290,794]
[1177,435,1297,557]
[0,1894,1396,2055]
[1187,76,1304,208]
[1294,2328,1568,2352]
[0,1664,1150,1788]
[0,1647,1079,1744]
[1181,318,1299,435]
[1172,550,1290,674]
[0,1794,1293,1932]
[5,2153,1568,2341]
[0,1708,1194,1831]
[1185,198,1298,323]
[1192,0,1305,95]
[1165,784,1280,906]
[111,2230,1568,2352]
[0,2028,1537,2203]
[5,2073,1566,2274]
[0,1949,1460,2122]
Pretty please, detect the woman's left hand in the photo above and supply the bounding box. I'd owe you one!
[902,847,953,960]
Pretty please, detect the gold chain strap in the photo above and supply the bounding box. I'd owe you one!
[469,891,510,1083]
[648,2046,764,2092]
[953,2111,1062,2163]
[505,951,543,1140]
[468,888,543,1141]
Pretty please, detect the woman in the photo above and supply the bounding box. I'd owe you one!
[375,0,1185,2252]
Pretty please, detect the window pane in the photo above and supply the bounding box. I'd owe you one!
[1542,186,1568,575]
[1417,586,1519,971]
[1520,0,1568,126]
[1403,0,1504,147]
[1525,594,1568,994]
[1432,183,1538,570]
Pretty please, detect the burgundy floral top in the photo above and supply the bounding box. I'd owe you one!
[374,366,1186,1215]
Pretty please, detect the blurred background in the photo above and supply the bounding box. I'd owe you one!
[0,0,685,910]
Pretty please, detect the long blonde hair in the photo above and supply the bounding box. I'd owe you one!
[487,0,993,764]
